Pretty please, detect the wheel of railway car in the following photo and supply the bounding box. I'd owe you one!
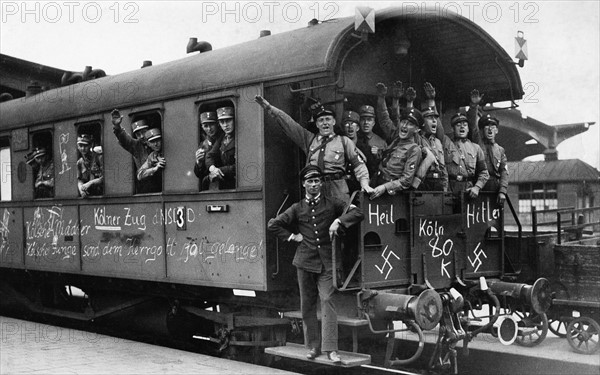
[514,310,548,347]
[566,316,600,354]
[548,281,570,338]
[548,317,569,338]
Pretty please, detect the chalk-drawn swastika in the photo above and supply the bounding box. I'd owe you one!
[375,245,400,280]
[468,242,488,273]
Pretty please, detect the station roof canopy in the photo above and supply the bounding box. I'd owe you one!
[508,160,600,183]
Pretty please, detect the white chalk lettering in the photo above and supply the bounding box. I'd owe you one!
[123,207,146,230]
[368,204,394,226]
[94,206,121,230]
[419,218,444,237]
[466,200,499,228]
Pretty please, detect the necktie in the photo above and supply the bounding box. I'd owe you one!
[486,143,496,175]
[316,136,328,172]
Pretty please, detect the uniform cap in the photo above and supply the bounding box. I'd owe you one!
[359,105,375,118]
[450,112,468,126]
[421,106,439,118]
[200,111,218,124]
[77,134,93,145]
[478,114,499,129]
[217,107,234,120]
[132,119,149,134]
[299,164,323,181]
[342,110,360,125]
[145,128,162,142]
[401,108,423,127]
[29,147,47,161]
[314,106,335,120]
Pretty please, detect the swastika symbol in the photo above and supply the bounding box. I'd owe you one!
[468,242,488,273]
[375,245,400,280]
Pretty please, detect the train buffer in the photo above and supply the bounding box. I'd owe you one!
[265,311,371,367]
[265,343,371,367]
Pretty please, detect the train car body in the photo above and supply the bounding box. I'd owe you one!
[0,8,549,373]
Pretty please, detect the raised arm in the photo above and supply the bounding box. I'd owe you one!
[467,89,484,144]
[255,95,314,153]
[376,83,399,143]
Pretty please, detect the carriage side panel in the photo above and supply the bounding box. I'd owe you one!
[0,207,24,268]
[23,205,81,272]
[80,203,165,280]
[165,199,266,289]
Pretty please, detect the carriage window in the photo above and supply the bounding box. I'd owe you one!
[29,131,54,199]
[0,138,11,201]
[196,100,236,191]
[75,123,103,198]
[131,112,163,194]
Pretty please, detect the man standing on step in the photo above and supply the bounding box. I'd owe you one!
[268,165,364,363]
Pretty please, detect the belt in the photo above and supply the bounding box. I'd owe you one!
[449,175,471,182]
[425,172,441,179]
[322,172,346,182]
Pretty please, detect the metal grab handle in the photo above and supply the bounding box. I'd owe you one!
[332,190,362,291]
[271,193,290,279]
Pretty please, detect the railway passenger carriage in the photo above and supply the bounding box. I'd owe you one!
[0,8,550,373]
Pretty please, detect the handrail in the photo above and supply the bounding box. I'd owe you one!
[271,193,290,279]
[332,190,361,291]
[504,195,522,246]
[555,206,600,244]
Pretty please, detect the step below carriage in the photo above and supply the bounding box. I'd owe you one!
[0,7,551,373]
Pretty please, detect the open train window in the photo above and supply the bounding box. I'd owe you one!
[0,138,11,201]
[131,112,163,194]
[75,122,103,198]
[30,131,54,199]
[196,99,236,191]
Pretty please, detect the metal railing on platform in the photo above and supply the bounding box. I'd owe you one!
[530,206,600,244]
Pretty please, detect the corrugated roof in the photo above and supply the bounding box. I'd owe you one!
[508,159,600,183]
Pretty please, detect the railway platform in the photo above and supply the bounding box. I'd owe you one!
[0,316,299,375]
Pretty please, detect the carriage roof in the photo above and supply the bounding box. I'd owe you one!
[0,8,522,129]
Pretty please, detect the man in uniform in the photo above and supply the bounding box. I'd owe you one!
[341,110,366,192]
[31,147,54,198]
[375,82,439,190]
[111,109,151,193]
[443,113,489,197]
[355,105,386,178]
[194,111,222,191]
[206,107,236,190]
[77,134,104,197]
[370,108,423,198]
[111,109,150,170]
[254,95,373,201]
[268,165,364,363]
[467,91,508,204]
[137,128,165,193]
[341,110,360,144]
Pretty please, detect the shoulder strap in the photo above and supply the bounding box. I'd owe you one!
[305,134,318,165]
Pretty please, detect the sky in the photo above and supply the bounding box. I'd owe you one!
[1,0,599,169]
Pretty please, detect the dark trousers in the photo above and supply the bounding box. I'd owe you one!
[297,267,338,352]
